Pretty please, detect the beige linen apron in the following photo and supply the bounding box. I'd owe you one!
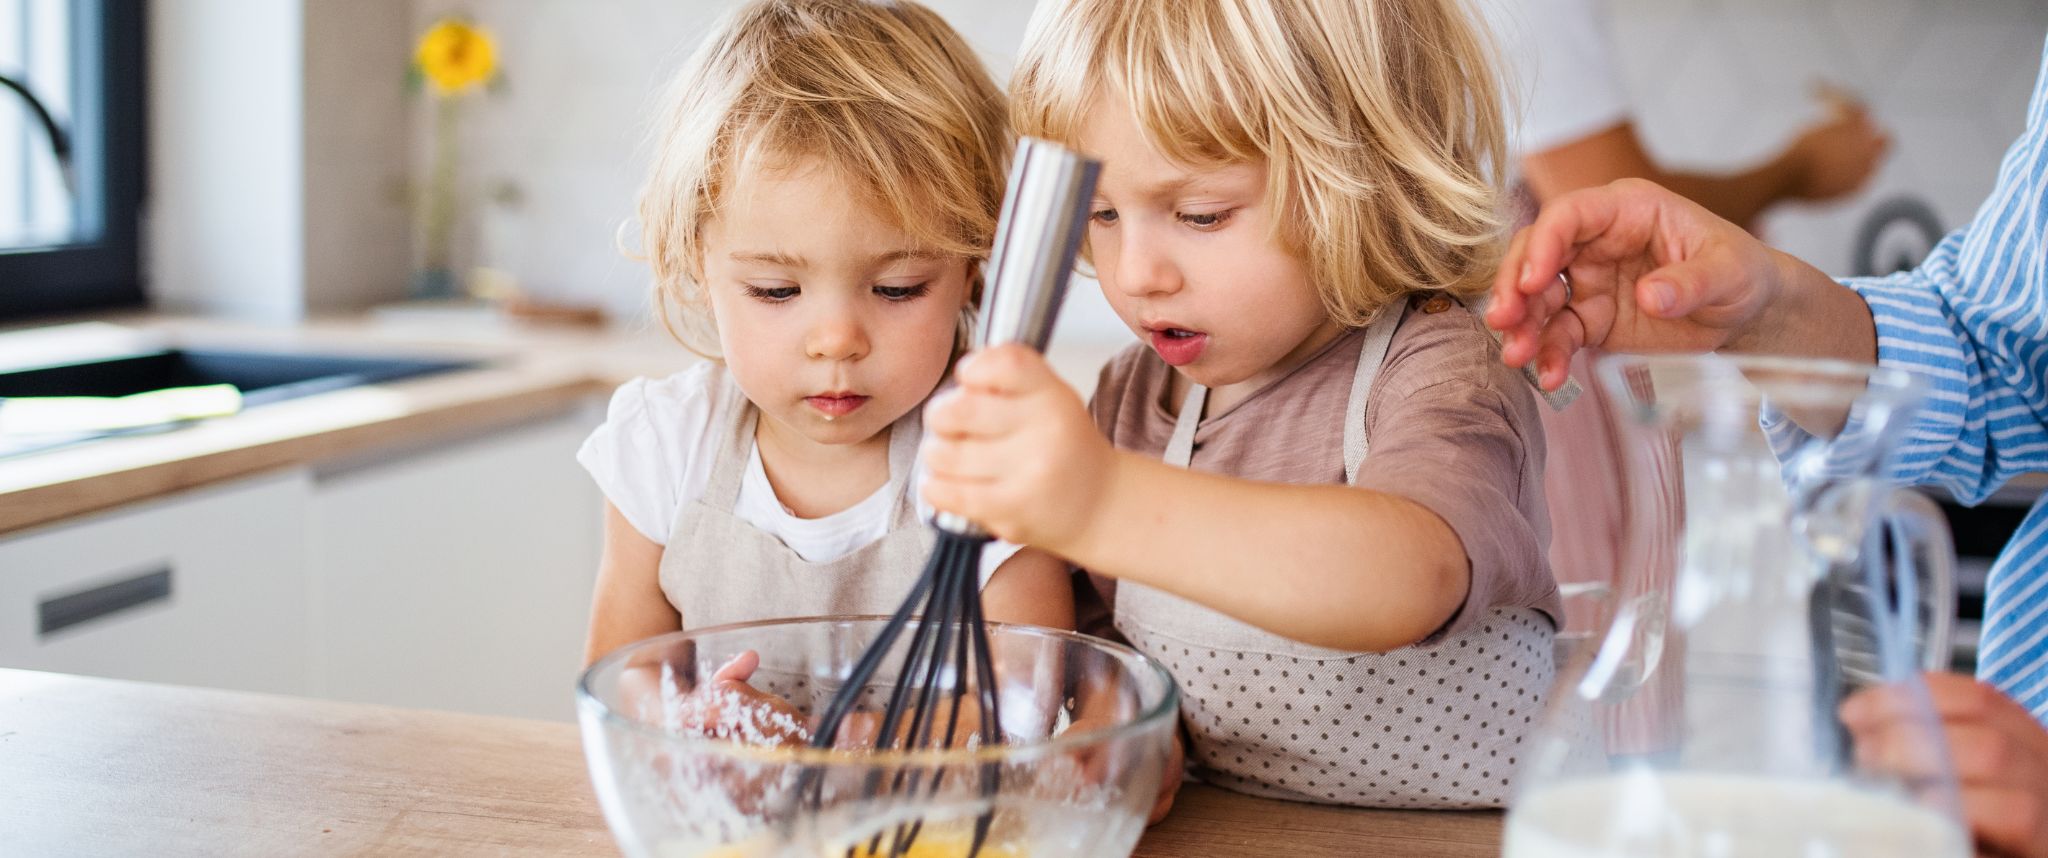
[658,373,935,632]
[1114,307,1556,809]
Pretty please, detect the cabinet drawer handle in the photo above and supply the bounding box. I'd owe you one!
[39,565,173,637]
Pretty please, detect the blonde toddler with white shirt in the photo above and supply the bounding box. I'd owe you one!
[576,0,1072,667]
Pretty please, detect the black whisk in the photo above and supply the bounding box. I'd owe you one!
[800,138,1099,858]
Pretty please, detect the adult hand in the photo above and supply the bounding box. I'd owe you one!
[1785,93,1890,203]
[1842,672,2048,858]
[1484,178,1792,389]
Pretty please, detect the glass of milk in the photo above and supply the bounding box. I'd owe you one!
[1507,354,1967,857]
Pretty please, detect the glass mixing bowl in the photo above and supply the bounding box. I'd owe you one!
[577,617,1180,858]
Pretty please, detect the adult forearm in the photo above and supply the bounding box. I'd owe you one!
[1061,453,1470,652]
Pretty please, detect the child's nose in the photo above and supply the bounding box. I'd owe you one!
[805,316,869,361]
[1112,228,1182,298]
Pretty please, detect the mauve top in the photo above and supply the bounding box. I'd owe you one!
[1078,294,1563,809]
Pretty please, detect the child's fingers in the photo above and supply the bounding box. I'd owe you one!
[712,651,759,683]
[1149,731,1185,824]
[920,473,1025,542]
[920,474,973,522]
[831,711,885,751]
[921,468,1010,516]
[955,343,1056,395]
[923,388,970,437]
[925,385,1033,441]
[924,387,998,440]
[921,436,1006,482]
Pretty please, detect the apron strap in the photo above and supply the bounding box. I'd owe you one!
[1163,383,1206,469]
[1163,305,1403,476]
[702,367,760,508]
[1342,306,1405,484]
[886,411,924,529]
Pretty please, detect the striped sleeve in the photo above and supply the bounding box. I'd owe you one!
[1840,35,2048,505]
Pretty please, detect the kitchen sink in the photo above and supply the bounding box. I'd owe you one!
[0,348,479,405]
[0,348,481,457]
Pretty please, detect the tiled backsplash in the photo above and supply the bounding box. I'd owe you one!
[400,1,2046,339]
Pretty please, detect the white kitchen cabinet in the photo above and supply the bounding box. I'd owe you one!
[305,406,603,722]
[0,472,313,694]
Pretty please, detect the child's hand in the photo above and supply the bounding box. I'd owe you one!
[832,697,996,751]
[1147,728,1185,825]
[667,652,812,748]
[922,344,1116,552]
[1067,712,1182,825]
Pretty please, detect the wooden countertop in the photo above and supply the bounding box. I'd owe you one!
[0,668,1504,856]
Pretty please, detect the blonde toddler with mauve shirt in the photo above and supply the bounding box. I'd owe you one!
[919,0,1560,812]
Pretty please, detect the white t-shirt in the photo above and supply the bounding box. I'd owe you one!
[576,363,1020,579]
[1476,0,1632,154]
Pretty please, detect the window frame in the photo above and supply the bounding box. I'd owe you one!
[0,0,145,321]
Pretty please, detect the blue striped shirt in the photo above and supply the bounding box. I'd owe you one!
[1839,36,2048,720]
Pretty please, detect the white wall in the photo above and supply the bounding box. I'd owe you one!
[396,0,2047,352]
[402,0,1135,351]
[147,0,306,322]
[134,0,2009,344]
[146,1,416,321]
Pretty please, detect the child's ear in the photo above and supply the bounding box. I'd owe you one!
[957,261,984,355]
[964,259,986,307]
[954,301,977,358]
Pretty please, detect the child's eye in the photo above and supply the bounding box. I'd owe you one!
[1179,209,1235,230]
[873,282,930,302]
[1090,207,1119,225]
[742,284,799,303]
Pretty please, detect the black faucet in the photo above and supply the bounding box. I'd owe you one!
[0,72,75,196]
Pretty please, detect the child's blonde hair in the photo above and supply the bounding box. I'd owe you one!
[1012,0,1508,326]
[638,0,1010,355]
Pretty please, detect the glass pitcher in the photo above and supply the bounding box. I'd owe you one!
[1506,354,1969,857]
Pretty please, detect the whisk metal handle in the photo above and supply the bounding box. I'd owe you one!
[934,137,1101,538]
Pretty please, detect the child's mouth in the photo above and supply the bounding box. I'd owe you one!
[1148,327,1209,367]
[805,394,870,418]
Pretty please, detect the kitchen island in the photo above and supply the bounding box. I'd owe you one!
[0,668,1504,856]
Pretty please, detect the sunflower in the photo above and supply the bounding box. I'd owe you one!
[415,19,496,96]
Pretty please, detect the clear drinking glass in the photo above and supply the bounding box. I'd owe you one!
[578,618,1179,858]
[1506,354,1969,857]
